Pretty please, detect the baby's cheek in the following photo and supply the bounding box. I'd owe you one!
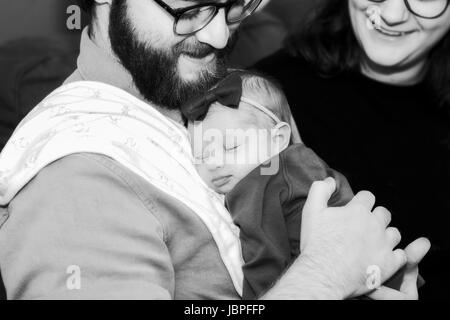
[195,164,210,182]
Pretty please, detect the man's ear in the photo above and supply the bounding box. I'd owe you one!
[271,122,291,154]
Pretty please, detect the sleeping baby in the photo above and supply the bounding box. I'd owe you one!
[182,71,354,299]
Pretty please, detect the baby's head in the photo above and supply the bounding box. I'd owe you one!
[183,71,293,194]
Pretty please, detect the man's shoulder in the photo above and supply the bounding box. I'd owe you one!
[4,153,174,241]
[8,153,215,235]
[31,153,131,186]
[9,153,166,222]
[11,153,131,201]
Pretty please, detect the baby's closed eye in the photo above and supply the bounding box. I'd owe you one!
[224,144,241,151]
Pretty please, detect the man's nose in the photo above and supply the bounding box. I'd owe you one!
[380,0,410,25]
[195,9,230,49]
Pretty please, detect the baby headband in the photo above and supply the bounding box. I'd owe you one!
[181,72,282,124]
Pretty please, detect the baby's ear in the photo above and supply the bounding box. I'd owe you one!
[271,122,292,154]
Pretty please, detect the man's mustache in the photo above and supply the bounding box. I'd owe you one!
[173,33,238,59]
[177,42,217,59]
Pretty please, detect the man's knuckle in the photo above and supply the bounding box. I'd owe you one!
[388,227,401,239]
[399,250,407,264]
[376,206,389,216]
[351,203,368,215]
[358,190,375,201]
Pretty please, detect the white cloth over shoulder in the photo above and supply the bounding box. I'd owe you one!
[0,81,244,296]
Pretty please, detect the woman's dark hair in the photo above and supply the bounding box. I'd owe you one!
[287,0,450,108]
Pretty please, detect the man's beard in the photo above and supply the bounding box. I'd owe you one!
[109,0,236,111]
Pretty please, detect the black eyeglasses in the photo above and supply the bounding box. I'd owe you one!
[153,0,263,36]
[369,0,449,19]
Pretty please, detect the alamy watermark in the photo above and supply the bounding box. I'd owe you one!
[366,265,382,290]
[66,5,82,31]
[191,123,281,176]
[66,265,81,290]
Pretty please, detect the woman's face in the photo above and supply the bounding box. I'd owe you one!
[349,0,450,68]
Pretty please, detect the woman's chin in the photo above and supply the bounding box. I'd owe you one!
[357,26,421,69]
[363,47,413,69]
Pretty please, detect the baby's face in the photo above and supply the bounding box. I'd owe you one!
[188,102,274,194]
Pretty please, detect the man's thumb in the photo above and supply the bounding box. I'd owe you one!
[303,177,337,216]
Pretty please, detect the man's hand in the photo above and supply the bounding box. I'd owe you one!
[263,177,409,300]
[299,177,408,299]
[368,238,431,300]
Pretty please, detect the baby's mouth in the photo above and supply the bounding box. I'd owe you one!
[211,175,232,188]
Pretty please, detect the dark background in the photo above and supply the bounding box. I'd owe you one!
[0,0,86,45]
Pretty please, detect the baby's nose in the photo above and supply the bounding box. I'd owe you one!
[206,158,225,171]
[204,150,226,170]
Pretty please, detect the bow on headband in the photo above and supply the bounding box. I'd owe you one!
[181,73,243,122]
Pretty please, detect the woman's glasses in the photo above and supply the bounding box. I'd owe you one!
[369,0,449,19]
[153,0,263,36]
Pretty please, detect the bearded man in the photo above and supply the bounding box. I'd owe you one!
[0,0,428,300]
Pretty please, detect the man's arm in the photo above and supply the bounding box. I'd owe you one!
[0,154,174,299]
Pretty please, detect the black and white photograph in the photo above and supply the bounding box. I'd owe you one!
[0,0,449,303]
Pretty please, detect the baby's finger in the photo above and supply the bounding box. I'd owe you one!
[368,286,407,300]
[382,249,408,283]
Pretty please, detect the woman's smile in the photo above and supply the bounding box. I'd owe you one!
[350,0,450,72]
[374,26,417,38]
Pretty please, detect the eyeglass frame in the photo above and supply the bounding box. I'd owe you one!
[153,0,263,36]
[369,0,450,19]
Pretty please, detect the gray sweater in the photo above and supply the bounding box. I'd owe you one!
[0,153,238,299]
